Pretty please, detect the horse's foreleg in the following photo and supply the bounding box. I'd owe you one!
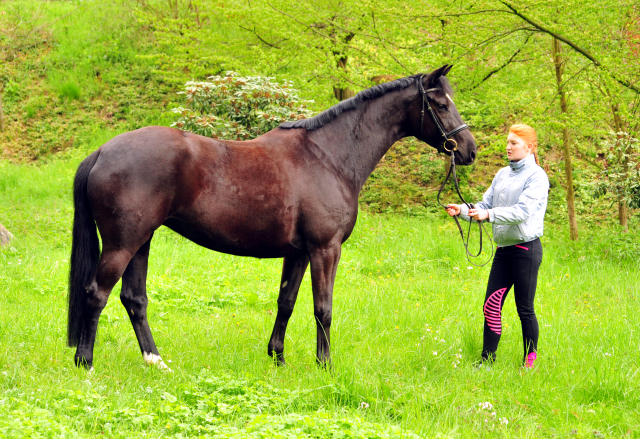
[268,253,309,366]
[120,235,170,371]
[309,243,341,367]
[75,249,132,370]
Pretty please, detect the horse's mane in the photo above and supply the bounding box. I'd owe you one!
[279,73,454,131]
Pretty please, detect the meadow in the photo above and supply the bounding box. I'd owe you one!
[0,137,639,438]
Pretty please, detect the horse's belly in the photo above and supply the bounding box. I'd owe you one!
[163,217,301,258]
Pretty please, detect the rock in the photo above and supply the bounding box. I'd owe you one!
[0,223,13,246]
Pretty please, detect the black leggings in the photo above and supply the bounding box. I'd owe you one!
[482,238,542,362]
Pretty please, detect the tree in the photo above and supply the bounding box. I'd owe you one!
[552,37,579,240]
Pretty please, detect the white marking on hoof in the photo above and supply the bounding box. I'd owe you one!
[88,367,94,373]
[282,281,288,288]
[143,352,172,372]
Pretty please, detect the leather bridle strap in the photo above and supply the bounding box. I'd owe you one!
[436,152,494,267]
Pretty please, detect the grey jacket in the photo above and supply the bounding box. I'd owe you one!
[459,154,549,247]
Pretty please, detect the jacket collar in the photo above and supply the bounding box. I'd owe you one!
[509,154,535,172]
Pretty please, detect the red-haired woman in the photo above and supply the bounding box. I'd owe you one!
[447,124,549,369]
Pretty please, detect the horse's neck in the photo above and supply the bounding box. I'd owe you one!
[308,89,413,192]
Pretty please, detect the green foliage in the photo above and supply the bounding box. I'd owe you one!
[594,132,640,208]
[171,72,313,140]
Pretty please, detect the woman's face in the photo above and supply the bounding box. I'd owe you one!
[506,132,533,162]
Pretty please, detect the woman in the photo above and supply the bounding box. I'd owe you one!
[447,124,549,368]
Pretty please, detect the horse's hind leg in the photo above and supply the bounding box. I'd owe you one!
[309,243,341,367]
[268,253,309,366]
[120,235,170,370]
[75,249,133,370]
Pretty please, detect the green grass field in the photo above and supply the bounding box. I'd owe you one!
[0,141,639,438]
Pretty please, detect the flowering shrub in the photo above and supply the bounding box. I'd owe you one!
[171,72,314,140]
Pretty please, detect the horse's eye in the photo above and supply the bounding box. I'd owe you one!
[437,104,448,111]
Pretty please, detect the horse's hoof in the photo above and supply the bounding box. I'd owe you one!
[144,352,173,372]
[269,350,287,367]
[74,356,93,370]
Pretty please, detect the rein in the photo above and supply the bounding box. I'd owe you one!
[418,75,494,267]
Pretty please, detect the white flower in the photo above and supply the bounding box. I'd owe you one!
[359,402,370,409]
[479,402,493,410]
[432,351,438,356]
[500,417,508,425]
[453,267,459,270]
[466,266,473,270]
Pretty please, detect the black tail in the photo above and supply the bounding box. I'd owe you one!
[68,151,101,347]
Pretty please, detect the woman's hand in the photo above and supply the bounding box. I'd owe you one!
[468,208,489,221]
[446,204,461,217]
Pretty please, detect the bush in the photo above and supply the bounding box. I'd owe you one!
[171,72,313,140]
[594,132,640,209]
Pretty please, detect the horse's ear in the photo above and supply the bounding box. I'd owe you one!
[426,64,451,87]
[442,64,453,76]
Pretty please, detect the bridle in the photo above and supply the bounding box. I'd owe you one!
[418,74,469,155]
[417,75,494,267]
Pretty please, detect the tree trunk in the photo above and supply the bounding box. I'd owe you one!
[552,38,579,241]
[0,92,4,131]
[333,56,355,101]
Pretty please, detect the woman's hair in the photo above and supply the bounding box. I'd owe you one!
[509,124,540,165]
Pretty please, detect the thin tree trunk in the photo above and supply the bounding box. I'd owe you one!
[552,37,579,240]
[0,92,4,131]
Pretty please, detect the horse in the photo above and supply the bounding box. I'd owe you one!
[67,64,476,370]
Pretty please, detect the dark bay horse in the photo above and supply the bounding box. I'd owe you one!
[68,64,476,370]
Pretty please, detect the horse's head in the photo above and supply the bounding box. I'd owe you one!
[412,65,477,165]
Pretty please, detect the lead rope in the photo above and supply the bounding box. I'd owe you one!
[437,153,494,267]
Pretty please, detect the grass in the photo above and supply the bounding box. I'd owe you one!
[0,144,639,438]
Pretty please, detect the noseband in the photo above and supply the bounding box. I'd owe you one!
[418,74,469,155]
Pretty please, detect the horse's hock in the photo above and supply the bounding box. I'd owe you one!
[0,223,13,246]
